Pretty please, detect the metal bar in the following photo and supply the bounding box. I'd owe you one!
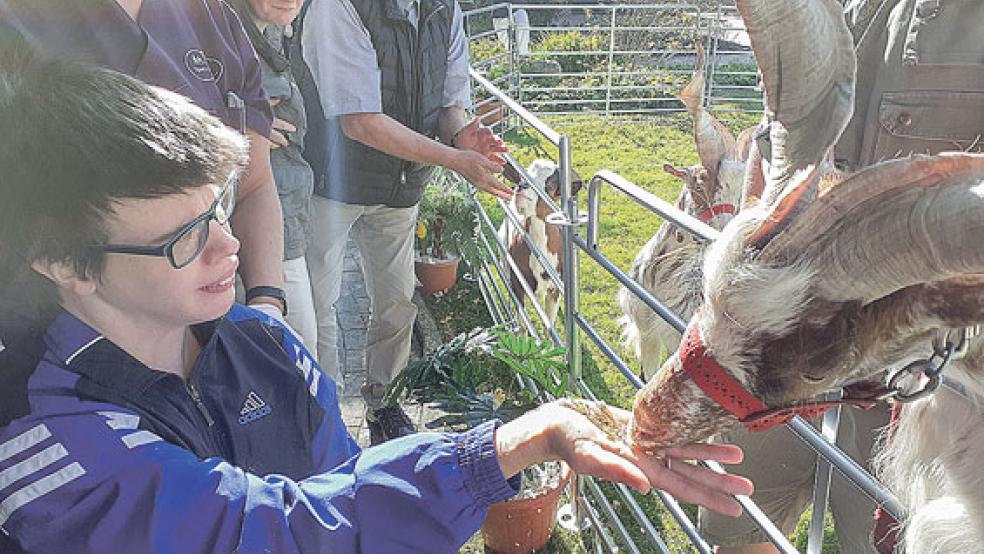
[588,170,719,246]
[807,405,842,554]
[510,3,702,10]
[578,496,621,553]
[468,28,501,41]
[584,477,646,554]
[787,416,906,521]
[605,6,617,119]
[559,135,581,391]
[575,234,687,334]
[575,313,645,389]
[474,204,539,338]
[652,489,713,553]
[611,483,674,554]
[474,226,514,324]
[559,134,586,529]
[462,2,509,17]
[519,69,697,79]
[472,241,510,326]
[704,461,799,554]
[518,48,706,57]
[469,67,561,146]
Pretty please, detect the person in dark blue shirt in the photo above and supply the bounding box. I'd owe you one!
[0,49,752,553]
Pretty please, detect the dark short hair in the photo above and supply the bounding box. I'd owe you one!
[0,43,248,299]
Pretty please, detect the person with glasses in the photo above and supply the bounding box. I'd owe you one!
[0,0,289,346]
[0,50,754,554]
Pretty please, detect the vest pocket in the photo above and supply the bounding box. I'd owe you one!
[872,90,984,161]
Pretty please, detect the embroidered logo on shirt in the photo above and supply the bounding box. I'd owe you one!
[238,391,272,425]
[184,49,224,82]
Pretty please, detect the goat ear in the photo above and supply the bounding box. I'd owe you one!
[739,137,766,209]
[501,163,523,185]
[663,163,689,180]
[539,170,559,198]
[679,44,736,178]
[571,176,584,196]
[735,126,756,163]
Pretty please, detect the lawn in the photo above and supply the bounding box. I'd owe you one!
[484,111,760,406]
[437,111,843,553]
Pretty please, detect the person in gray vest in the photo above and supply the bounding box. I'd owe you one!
[228,0,319,358]
[699,2,984,553]
[301,0,512,444]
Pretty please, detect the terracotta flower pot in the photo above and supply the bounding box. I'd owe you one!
[414,255,460,295]
[481,463,571,554]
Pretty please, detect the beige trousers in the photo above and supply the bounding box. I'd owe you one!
[283,256,318,361]
[306,196,418,409]
[699,403,890,552]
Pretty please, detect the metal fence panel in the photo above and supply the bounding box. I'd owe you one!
[459,4,902,552]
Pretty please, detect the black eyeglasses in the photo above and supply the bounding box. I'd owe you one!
[92,176,238,269]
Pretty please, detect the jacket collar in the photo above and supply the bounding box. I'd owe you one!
[43,310,222,394]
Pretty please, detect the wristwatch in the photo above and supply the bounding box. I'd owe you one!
[245,286,288,316]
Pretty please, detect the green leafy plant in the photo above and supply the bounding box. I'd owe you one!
[384,326,569,431]
[491,329,568,400]
[416,169,478,261]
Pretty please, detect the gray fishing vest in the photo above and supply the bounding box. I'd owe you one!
[314,0,453,208]
[836,0,984,169]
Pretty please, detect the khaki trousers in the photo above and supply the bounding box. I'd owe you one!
[283,256,318,361]
[306,196,418,409]
[699,403,890,552]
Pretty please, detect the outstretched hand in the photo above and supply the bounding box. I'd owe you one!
[454,118,508,164]
[495,400,753,518]
[448,119,512,200]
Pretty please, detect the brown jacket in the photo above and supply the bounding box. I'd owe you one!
[836,0,984,169]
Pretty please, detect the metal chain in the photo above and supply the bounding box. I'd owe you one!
[885,326,980,403]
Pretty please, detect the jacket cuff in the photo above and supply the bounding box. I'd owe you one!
[455,420,520,508]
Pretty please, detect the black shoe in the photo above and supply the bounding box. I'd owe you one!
[367,405,416,446]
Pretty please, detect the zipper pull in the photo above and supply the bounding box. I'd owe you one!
[187,382,215,427]
[226,91,247,135]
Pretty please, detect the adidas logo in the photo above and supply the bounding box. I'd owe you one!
[238,391,271,425]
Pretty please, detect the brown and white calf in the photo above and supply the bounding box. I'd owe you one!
[499,159,583,327]
[628,1,984,552]
[619,45,755,381]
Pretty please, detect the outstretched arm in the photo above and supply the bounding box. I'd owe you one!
[495,400,753,517]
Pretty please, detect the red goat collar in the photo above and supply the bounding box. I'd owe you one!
[695,203,736,223]
[679,323,877,432]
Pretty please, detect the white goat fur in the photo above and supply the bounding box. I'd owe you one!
[875,367,984,553]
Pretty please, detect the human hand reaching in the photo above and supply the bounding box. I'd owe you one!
[447,149,512,200]
[494,400,753,517]
[269,117,296,149]
[453,118,507,164]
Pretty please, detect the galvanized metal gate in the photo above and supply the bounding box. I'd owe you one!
[459,3,905,552]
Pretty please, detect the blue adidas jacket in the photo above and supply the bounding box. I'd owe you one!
[0,305,519,553]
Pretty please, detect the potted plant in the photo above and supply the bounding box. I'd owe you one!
[385,327,573,554]
[415,169,477,295]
